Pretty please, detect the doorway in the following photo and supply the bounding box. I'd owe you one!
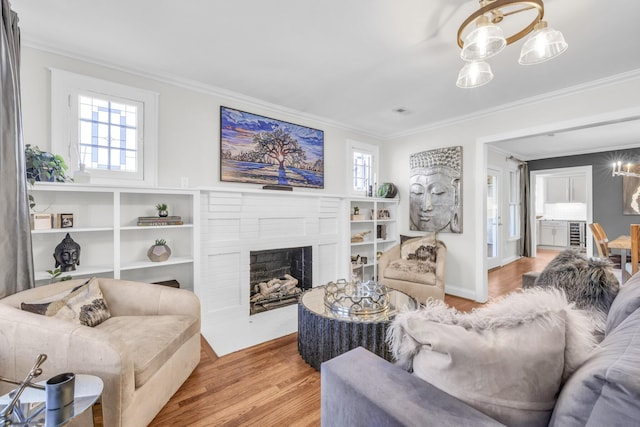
[487,167,502,269]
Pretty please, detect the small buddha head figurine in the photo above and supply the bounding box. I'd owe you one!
[53,233,81,272]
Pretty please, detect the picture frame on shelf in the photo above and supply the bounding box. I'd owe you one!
[220,106,324,188]
[56,213,74,228]
[377,209,390,219]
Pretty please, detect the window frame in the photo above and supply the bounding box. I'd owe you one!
[346,140,379,197]
[51,69,159,186]
[507,167,521,240]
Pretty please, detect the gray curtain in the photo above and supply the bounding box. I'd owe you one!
[519,162,532,257]
[0,0,34,298]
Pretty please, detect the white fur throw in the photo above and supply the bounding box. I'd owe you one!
[387,288,597,427]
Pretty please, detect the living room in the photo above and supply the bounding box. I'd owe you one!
[2,1,640,426]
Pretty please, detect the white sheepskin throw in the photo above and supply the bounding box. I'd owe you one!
[387,288,597,427]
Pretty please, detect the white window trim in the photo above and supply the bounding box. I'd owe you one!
[346,140,379,197]
[507,166,521,241]
[51,68,159,186]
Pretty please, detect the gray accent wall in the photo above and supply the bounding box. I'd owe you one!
[528,148,640,240]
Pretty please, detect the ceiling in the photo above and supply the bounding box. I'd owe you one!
[11,0,640,157]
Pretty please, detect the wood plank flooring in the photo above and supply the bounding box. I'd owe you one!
[98,250,560,426]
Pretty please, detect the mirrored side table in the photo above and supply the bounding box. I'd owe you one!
[0,374,103,427]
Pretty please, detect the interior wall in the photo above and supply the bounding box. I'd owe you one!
[381,74,640,300]
[529,148,640,239]
[19,47,383,194]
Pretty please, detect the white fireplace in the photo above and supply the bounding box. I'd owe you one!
[197,189,344,356]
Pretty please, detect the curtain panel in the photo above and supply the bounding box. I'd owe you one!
[0,0,34,298]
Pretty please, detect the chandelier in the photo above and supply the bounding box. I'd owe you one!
[456,0,568,88]
[612,162,640,178]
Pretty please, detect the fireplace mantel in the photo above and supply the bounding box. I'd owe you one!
[197,188,346,356]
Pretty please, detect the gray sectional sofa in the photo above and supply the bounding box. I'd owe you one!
[321,272,640,426]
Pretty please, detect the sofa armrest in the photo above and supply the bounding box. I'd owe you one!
[96,278,201,318]
[378,244,400,279]
[0,304,135,413]
[434,242,447,289]
[321,347,504,427]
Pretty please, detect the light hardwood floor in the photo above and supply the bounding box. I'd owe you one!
[96,249,560,426]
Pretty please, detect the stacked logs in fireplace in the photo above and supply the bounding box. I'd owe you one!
[249,246,312,315]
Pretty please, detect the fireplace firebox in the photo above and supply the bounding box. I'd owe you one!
[249,246,312,315]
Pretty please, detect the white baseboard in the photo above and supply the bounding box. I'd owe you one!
[444,284,478,301]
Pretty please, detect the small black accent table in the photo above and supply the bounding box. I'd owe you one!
[297,286,417,370]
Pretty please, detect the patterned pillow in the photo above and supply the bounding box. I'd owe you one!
[21,277,111,327]
[400,234,437,261]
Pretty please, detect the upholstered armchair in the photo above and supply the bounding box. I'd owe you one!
[378,236,446,304]
[0,278,201,427]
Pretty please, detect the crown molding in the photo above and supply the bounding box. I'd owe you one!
[387,68,640,140]
[22,40,383,141]
[23,39,640,143]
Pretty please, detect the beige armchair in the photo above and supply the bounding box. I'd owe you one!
[378,236,446,304]
[0,278,201,427]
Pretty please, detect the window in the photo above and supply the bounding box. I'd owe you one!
[346,140,378,196]
[51,69,158,186]
[508,168,521,239]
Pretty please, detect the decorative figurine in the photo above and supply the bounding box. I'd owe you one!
[53,233,81,272]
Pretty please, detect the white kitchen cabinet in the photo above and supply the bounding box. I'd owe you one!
[544,175,586,203]
[29,183,199,290]
[538,220,568,247]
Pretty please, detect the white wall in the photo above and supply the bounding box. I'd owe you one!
[380,74,640,301]
[20,47,383,194]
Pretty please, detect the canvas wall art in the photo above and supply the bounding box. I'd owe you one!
[220,106,324,188]
[623,165,640,215]
[409,146,462,233]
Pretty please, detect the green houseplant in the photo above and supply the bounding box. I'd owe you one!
[155,203,168,217]
[25,144,70,183]
[25,145,72,209]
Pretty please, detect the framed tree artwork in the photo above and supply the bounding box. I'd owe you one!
[220,106,324,188]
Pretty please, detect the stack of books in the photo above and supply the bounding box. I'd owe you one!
[137,216,184,226]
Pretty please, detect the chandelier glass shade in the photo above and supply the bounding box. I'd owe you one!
[460,16,506,61]
[518,21,568,65]
[456,0,567,88]
[456,61,494,88]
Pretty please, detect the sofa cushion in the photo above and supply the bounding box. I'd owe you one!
[385,259,437,285]
[20,278,111,327]
[606,271,640,334]
[96,314,200,388]
[387,288,597,427]
[550,307,640,426]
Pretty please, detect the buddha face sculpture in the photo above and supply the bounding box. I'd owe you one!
[53,233,81,272]
[409,147,463,233]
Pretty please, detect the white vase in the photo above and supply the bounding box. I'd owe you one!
[73,164,91,183]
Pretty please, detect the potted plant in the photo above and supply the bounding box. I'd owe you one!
[351,206,364,221]
[147,238,171,262]
[25,144,71,183]
[25,145,72,210]
[155,203,168,217]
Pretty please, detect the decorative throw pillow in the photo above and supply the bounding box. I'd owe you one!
[21,277,111,327]
[400,234,437,261]
[533,248,619,338]
[387,288,597,427]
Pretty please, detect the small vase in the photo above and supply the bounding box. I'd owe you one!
[73,164,91,183]
[158,210,168,217]
[147,244,171,262]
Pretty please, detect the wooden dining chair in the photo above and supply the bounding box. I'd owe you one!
[629,224,640,276]
[589,223,622,268]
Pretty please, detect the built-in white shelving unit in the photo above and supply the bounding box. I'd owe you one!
[348,197,399,281]
[29,183,199,290]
